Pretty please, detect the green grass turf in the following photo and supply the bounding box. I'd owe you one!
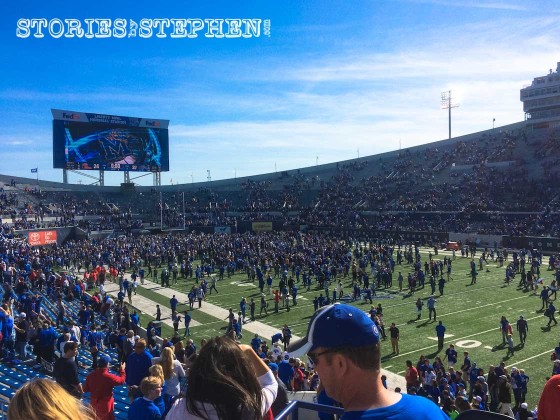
[130,248,556,409]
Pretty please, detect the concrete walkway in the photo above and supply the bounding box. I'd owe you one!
[102,281,202,329]
[116,278,406,391]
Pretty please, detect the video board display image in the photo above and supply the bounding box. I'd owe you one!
[52,109,169,172]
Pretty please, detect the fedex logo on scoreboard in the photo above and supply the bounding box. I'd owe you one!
[62,112,80,120]
[28,230,58,246]
[145,120,160,127]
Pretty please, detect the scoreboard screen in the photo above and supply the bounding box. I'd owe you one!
[52,109,169,172]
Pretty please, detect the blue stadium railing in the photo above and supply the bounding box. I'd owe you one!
[275,400,344,420]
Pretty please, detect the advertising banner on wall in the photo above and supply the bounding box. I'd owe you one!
[28,230,58,246]
[252,222,273,232]
[214,226,232,234]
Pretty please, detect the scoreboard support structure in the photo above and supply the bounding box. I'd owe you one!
[154,172,161,186]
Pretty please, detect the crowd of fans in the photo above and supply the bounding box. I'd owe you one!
[2,125,560,238]
[1,220,560,418]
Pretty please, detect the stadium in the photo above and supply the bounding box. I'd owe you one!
[1,56,560,419]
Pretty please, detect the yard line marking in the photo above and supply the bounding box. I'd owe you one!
[505,349,555,369]
[385,365,393,369]
[484,346,493,349]
[428,334,454,341]
[395,295,529,328]
[387,314,543,359]
[397,370,406,375]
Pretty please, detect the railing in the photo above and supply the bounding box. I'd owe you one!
[275,400,344,420]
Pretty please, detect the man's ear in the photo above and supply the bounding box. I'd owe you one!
[334,353,350,377]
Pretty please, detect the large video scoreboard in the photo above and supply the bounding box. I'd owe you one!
[52,109,169,172]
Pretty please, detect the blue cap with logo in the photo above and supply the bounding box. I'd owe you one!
[288,303,380,357]
[98,355,111,367]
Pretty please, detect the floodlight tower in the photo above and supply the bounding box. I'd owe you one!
[441,90,459,140]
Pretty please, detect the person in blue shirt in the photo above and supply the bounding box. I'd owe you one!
[117,290,125,307]
[427,296,437,321]
[169,295,178,313]
[88,325,104,369]
[444,344,457,369]
[547,302,558,327]
[1,308,15,362]
[435,321,446,350]
[232,319,242,340]
[292,286,298,305]
[39,321,58,363]
[251,334,262,352]
[239,297,247,322]
[288,303,448,420]
[126,338,153,391]
[183,311,191,337]
[130,311,140,333]
[128,376,162,420]
[277,356,295,391]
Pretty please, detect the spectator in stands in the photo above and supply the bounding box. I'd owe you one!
[53,341,83,398]
[125,338,153,400]
[148,365,166,417]
[278,355,295,391]
[498,374,514,417]
[36,320,57,367]
[83,356,126,420]
[128,376,163,420]
[14,312,29,361]
[8,378,95,420]
[152,346,186,412]
[289,303,447,419]
[166,337,278,420]
[268,362,289,417]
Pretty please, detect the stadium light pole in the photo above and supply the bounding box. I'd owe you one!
[160,191,163,230]
[441,90,459,140]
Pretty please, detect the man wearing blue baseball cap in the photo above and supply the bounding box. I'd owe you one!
[289,303,448,419]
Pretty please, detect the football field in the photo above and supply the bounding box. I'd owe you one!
[135,247,556,409]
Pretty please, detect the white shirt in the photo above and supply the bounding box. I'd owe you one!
[271,345,282,361]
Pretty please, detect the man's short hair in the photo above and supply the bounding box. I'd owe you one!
[323,343,381,371]
[63,341,78,353]
[135,339,147,350]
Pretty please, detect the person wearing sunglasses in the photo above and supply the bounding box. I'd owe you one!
[289,303,449,419]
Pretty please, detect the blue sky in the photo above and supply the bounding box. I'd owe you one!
[1,0,559,186]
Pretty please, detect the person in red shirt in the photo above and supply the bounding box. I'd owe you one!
[405,360,419,392]
[83,356,126,420]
